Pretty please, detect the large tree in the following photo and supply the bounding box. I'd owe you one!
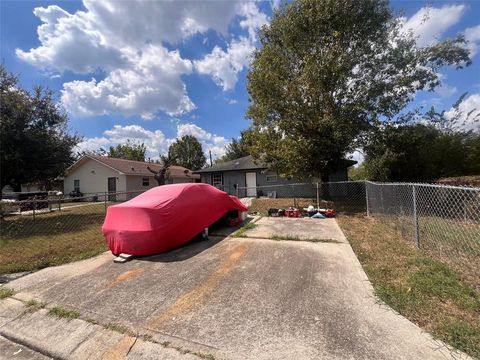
[168,135,206,170]
[0,65,79,191]
[363,124,480,182]
[147,155,176,186]
[107,140,146,162]
[246,0,470,179]
[219,129,253,162]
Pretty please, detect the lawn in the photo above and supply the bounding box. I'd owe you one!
[0,203,108,274]
[337,214,480,358]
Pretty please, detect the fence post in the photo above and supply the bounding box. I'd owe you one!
[365,181,370,217]
[412,185,420,248]
[104,192,107,213]
[32,196,36,223]
[236,185,239,198]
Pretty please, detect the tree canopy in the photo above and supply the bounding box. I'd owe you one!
[246,0,470,179]
[0,65,79,191]
[363,124,480,182]
[107,140,146,162]
[168,135,206,170]
[219,129,253,162]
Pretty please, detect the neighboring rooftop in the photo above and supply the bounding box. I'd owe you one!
[194,155,357,174]
[65,155,200,179]
[194,155,266,173]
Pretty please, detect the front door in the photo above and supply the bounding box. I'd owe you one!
[107,177,116,201]
[246,172,257,197]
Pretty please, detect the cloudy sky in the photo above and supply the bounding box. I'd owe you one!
[1,0,479,160]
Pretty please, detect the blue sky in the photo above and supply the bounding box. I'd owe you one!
[1,0,479,160]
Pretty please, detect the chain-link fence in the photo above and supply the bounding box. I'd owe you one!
[237,180,479,283]
[236,181,367,213]
[365,181,480,283]
[2,182,478,282]
[0,191,143,262]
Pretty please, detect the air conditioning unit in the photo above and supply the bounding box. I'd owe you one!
[267,191,277,199]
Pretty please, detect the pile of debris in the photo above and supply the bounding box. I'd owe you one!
[267,205,336,219]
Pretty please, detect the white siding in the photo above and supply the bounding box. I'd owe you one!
[125,175,157,192]
[64,158,125,195]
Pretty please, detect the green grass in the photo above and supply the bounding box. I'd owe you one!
[0,286,14,299]
[269,234,339,243]
[48,307,80,319]
[0,203,108,274]
[337,214,480,358]
[24,299,47,312]
[103,322,132,335]
[232,222,257,237]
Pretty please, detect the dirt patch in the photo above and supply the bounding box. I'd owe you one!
[107,268,145,289]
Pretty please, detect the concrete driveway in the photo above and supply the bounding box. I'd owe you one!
[0,217,468,359]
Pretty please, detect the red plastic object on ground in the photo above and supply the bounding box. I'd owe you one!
[102,183,247,256]
[284,209,300,217]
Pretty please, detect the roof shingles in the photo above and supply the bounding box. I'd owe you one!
[69,155,199,179]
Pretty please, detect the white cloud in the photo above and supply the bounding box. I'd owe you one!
[445,93,480,131]
[238,2,269,40]
[195,37,255,91]
[75,123,230,160]
[401,5,465,47]
[16,5,127,74]
[435,73,457,98]
[194,2,267,91]
[61,45,195,118]
[176,123,230,158]
[75,137,111,154]
[16,1,269,117]
[464,25,480,58]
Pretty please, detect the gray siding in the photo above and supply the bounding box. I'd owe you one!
[199,169,318,198]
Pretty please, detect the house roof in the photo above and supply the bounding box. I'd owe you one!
[194,155,266,173]
[65,155,200,179]
[194,155,357,174]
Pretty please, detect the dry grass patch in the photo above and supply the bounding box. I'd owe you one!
[0,203,108,274]
[337,214,480,358]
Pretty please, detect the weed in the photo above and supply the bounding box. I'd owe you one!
[85,318,99,325]
[269,234,339,243]
[104,322,132,335]
[24,299,46,312]
[0,286,14,299]
[48,307,80,319]
[232,222,257,237]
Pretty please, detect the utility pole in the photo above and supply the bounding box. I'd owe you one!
[209,150,213,167]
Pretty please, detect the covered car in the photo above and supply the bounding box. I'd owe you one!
[102,183,248,256]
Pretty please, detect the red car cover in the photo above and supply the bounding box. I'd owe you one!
[102,183,248,256]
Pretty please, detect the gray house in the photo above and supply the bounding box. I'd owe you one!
[194,155,355,198]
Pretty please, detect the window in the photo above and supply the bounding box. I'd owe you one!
[73,179,80,192]
[142,177,150,186]
[212,173,223,188]
[266,175,277,183]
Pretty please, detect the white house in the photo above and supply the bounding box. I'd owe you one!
[63,155,200,196]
